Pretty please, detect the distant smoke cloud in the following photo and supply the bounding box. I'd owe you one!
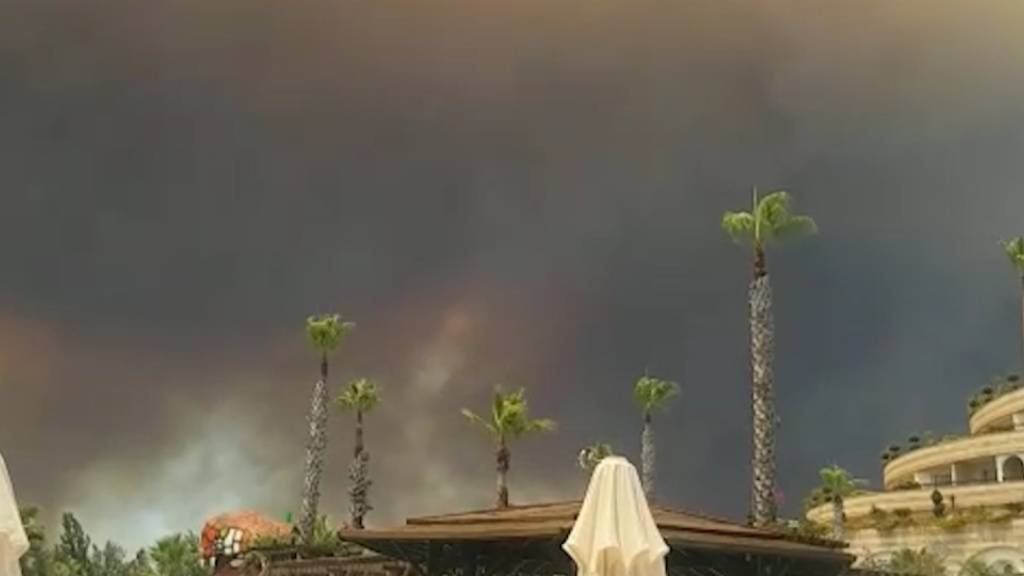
[2,0,1024,553]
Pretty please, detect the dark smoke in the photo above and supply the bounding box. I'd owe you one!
[1,0,1024,549]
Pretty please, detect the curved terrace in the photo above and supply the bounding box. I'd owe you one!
[971,387,1024,435]
[883,429,1024,489]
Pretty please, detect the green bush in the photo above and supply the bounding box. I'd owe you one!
[967,373,1024,416]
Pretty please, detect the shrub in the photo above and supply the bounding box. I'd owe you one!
[967,373,1024,416]
[865,506,907,532]
[1003,502,1024,515]
[932,507,1013,531]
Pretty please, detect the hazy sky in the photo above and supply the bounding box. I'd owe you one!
[3,0,1024,552]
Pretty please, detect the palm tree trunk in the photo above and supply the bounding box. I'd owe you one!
[355,411,365,458]
[1019,274,1024,372]
[831,497,844,541]
[349,410,371,529]
[750,245,777,527]
[496,440,510,509]
[299,355,329,542]
[641,412,655,503]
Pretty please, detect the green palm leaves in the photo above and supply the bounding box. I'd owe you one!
[634,376,679,414]
[578,443,615,471]
[813,464,865,541]
[462,388,556,444]
[721,190,817,248]
[1004,237,1024,273]
[306,314,356,355]
[817,465,865,502]
[1004,237,1024,372]
[336,378,380,414]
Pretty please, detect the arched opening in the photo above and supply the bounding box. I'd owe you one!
[962,547,1024,576]
[1003,456,1024,482]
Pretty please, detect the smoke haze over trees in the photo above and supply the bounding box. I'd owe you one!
[2,0,1024,550]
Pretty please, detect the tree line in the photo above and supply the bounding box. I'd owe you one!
[18,507,206,576]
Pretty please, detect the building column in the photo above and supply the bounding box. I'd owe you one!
[1013,412,1024,430]
[951,463,960,485]
[997,455,1008,483]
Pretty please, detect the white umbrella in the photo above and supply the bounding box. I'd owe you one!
[0,453,28,576]
[563,457,669,576]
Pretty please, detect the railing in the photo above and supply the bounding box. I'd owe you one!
[908,476,1022,489]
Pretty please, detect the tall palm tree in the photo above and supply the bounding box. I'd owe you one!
[299,313,355,543]
[463,388,556,509]
[722,189,816,527]
[1004,237,1024,371]
[633,375,679,502]
[336,378,380,529]
[816,465,864,541]
[577,442,615,471]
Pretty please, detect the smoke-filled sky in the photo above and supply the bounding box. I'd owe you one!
[3,0,1024,552]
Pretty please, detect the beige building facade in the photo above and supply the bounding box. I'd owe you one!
[808,385,1024,574]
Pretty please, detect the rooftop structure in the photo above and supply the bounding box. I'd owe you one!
[341,501,853,576]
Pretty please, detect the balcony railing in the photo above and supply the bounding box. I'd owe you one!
[905,476,1022,489]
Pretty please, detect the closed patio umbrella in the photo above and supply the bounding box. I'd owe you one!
[0,453,27,576]
[563,457,668,576]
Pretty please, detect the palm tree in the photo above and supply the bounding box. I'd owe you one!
[722,189,816,527]
[336,378,380,529]
[633,375,679,502]
[577,443,615,471]
[463,388,556,509]
[149,533,205,576]
[299,313,355,543]
[816,465,865,540]
[1004,237,1024,371]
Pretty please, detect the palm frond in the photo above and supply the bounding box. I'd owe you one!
[336,378,380,413]
[1004,237,1024,272]
[462,409,495,435]
[524,418,557,433]
[491,388,507,434]
[817,464,866,499]
[306,314,356,353]
[721,211,756,244]
[772,215,818,241]
[756,191,792,227]
[756,191,817,243]
[467,387,554,441]
[633,376,680,412]
[578,443,615,470]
